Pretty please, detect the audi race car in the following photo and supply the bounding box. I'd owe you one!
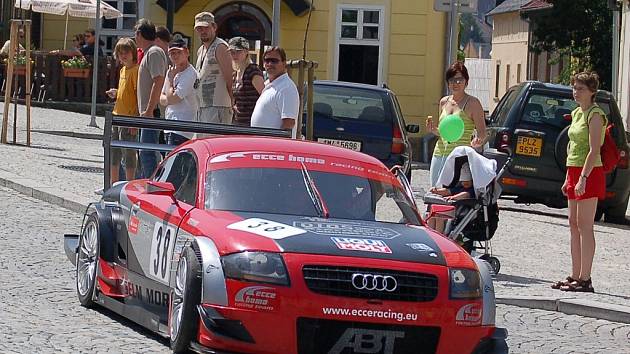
[64,136,508,354]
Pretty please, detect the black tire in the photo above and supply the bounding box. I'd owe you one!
[76,213,100,308]
[170,247,202,353]
[554,126,570,173]
[604,195,630,225]
[488,257,501,275]
[594,208,604,222]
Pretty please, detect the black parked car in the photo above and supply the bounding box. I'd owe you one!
[303,81,419,179]
[485,81,630,223]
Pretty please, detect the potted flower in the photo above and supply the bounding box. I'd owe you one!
[61,56,91,78]
[3,54,34,76]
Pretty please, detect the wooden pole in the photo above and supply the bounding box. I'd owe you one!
[1,21,18,144]
[306,64,315,140]
[25,20,32,146]
[296,60,305,140]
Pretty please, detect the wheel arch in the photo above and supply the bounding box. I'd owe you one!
[83,202,117,262]
[188,236,229,306]
[474,258,497,326]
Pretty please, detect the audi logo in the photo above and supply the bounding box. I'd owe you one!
[351,273,398,292]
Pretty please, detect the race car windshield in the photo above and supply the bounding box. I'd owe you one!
[204,168,420,224]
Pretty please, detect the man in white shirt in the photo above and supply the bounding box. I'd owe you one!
[250,46,299,138]
[160,39,199,146]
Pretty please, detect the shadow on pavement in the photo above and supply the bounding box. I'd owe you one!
[44,154,103,164]
[93,306,170,348]
[2,142,67,152]
[495,273,550,286]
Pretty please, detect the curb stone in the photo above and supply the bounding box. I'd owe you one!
[497,295,630,324]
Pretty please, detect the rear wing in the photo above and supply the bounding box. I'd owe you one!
[103,111,292,191]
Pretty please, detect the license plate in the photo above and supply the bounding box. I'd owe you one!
[317,138,362,152]
[516,136,542,157]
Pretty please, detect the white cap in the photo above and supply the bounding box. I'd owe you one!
[460,163,472,182]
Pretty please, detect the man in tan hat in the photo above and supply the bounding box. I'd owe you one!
[194,12,233,126]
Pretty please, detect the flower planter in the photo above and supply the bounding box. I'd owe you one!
[13,66,27,75]
[63,68,91,78]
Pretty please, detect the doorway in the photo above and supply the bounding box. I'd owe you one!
[214,2,271,65]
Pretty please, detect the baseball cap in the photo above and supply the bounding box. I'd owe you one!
[168,38,188,51]
[459,163,472,182]
[228,36,249,51]
[195,12,215,28]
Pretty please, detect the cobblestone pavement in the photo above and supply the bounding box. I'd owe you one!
[0,186,169,353]
[2,185,630,353]
[410,169,630,308]
[498,304,630,354]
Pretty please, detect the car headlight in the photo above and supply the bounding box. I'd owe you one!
[222,252,289,286]
[449,268,482,299]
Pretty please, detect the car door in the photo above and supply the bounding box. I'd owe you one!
[126,150,198,319]
[311,84,393,160]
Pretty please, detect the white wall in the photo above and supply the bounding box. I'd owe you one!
[619,2,630,131]
[465,58,493,112]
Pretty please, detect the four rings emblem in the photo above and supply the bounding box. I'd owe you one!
[351,273,398,292]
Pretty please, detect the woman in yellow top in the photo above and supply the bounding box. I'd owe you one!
[426,61,487,187]
[553,72,607,293]
[106,37,140,183]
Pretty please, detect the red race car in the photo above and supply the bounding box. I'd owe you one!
[65,136,507,354]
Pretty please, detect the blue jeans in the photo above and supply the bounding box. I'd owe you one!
[139,129,159,178]
[166,132,189,146]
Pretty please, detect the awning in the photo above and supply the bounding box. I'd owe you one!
[156,0,311,16]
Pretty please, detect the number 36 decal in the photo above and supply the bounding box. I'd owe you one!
[149,222,177,283]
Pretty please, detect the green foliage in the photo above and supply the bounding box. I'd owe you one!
[457,49,466,62]
[459,13,484,47]
[61,56,90,69]
[528,0,612,90]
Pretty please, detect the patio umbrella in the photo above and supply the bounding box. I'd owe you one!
[15,0,122,49]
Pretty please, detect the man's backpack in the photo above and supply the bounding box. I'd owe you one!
[601,123,621,173]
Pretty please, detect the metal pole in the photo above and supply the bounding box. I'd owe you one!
[448,0,459,65]
[612,9,620,99]
[166,0,174,33]
[272,0,281,46]
[89,0,101,128]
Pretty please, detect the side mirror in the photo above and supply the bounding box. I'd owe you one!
[146,181,176,197]
[406,124,420,133]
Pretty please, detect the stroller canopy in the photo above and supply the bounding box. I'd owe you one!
[437,146,497,195]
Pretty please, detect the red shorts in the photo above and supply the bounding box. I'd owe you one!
[566,166,606,200]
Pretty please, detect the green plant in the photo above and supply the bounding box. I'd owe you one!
[3,54,33,66]
[61,56,90,69]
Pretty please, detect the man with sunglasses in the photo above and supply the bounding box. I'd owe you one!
[250,47,299,138]
[194,12,233,127]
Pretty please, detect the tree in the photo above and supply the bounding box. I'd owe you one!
[527,0,612,90]
[459,13,484,48]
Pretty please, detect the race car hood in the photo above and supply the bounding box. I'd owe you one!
[222,212,447,266]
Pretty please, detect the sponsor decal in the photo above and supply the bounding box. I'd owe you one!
[123,282,169,307]
[455,303,482,326]
[406,243,438,258]
[227,218,306,239]
[332,237,392,254]
[234,286,277,311]
[149,222,177,283]
[209,151,325,165]
[321,307,418,323]
[128,216,139,235]
[294,220,400,239]
[329,328,405,354]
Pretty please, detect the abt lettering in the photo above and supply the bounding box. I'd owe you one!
[328,328,405,354]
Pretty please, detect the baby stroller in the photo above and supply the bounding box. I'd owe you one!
[423,146,513,274]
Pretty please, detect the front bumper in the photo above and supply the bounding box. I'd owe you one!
[194,254,504,354]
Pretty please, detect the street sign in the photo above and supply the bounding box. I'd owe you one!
[434,0,478,13]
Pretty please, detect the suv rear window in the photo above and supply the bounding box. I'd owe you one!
[313,85,390,122]
[521,93,611,128]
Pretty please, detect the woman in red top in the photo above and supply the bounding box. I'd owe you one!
[228,37,264,126]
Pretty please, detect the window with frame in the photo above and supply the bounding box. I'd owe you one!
[154,151,198,206]
[101,0,143,55]
[337,7,383,85]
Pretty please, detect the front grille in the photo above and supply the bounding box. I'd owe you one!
[297,318,440,354]
[303,265,438,302]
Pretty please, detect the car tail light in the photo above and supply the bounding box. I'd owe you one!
[392,124,404,154]
[618,150,628,169]
[496,131,511,152]
[605,191,616,199]
[501,177,527,187]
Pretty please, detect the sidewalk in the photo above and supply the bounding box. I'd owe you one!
[1,102,629,324]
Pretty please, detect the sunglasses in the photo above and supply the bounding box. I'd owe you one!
[264,57,281,64]
[448,77,466,85]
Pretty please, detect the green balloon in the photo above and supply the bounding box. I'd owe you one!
[438,114,465,143]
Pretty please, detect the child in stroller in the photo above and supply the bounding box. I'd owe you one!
[428,162,475,233]
[423,146,511,274]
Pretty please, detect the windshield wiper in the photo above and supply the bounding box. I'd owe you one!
[300,162,329,218]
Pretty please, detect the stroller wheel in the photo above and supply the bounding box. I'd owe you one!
[488,256,501,274]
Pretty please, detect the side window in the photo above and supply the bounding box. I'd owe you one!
[156,151,198,205]
[490,88,517,125]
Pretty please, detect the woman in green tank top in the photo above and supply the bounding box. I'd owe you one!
[426,62,487,187]
[553,72,606,293]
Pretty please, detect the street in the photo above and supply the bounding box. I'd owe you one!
[1,185,629,353]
